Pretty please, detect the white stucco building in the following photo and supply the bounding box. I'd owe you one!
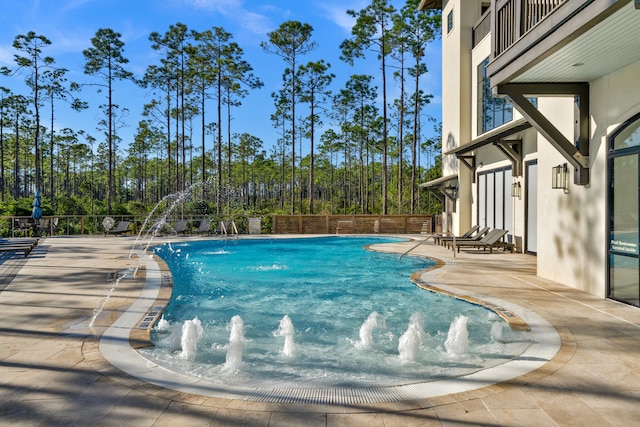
[419,0,640,306]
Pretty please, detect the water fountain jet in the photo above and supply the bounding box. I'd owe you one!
[356,311,385,350]
[445,315,469,356]
[398,312,427,362]
[224,315,245,371]
[179,317,203,360]
[89,271,129,328]
[274,315,296,357]
[155,315,170,332]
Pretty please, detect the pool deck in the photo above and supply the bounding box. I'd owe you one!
[1,235,639,426]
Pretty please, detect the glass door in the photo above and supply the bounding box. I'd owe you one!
[608,114,640,306]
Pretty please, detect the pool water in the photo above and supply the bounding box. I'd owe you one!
[141,236,532,388]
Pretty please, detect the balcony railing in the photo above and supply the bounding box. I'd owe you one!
[495,0,567,56]
[473,9,492,47]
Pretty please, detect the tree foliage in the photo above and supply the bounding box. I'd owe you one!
[0,1,442,221]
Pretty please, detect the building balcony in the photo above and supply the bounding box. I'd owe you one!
[493,0,568,56]
[487,0,640,87]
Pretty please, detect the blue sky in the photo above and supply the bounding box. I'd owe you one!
[0,0,442,161]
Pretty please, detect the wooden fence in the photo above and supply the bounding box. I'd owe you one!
[272,215,442,235]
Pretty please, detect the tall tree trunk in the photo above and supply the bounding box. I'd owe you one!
[166,79,172,201]
[174,85,179,195]
[290,64,296,214]
[200,84,206,187]
[180,52,186,192]
[107,58,114,213]
[49,98,55,206]
[0,107,4,202]
[216,67,222,216]
[308,103,315,214]
[13,113,19,198]
[381,51,388,214]
[411,65,420,214]
[33,67,40,194]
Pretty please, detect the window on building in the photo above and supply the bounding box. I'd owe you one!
[478,57,513,133]
[447,10,453,33]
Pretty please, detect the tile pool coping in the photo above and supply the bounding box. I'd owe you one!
[98,240,561,405]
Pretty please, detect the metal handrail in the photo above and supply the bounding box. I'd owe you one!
[398,231,457,260]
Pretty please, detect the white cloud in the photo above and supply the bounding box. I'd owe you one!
[317,3,357,34]
[318,0,392,37]
[182,0,272,35]
[59,0,93,15]
[240,11,274,35]
[184,0,242,15]
[0,44,14,67]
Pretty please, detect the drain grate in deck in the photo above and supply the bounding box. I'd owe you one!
[137,304,164,329]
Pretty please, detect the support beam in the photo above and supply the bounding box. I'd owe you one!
[497,83,589,185]
[428,190,445,205]
[440,188,456,213]
[419,174,456,212]
[494,139,523,177]
[458,155,476,183]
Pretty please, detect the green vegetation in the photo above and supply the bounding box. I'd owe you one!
[0,0,442,220]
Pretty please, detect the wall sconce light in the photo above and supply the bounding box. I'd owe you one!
[552,163,569,191]
[511,182,521,199]
[445,186,457,199]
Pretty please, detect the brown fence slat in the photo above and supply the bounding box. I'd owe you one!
[272,215,440,235]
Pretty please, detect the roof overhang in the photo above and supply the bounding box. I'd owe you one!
[488,1,640,87]
[446,118,531,156]
[419,174,458,188]
[419,174,458,211]
[418,0,442,10]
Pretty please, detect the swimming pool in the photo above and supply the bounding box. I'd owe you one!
[140,236,533,389]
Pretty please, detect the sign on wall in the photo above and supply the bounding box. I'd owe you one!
[610,239,639,255]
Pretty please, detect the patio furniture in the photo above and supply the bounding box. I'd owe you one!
[195,219,211,235]
[453,229,511,253]
[174,219,189,235]
[105,220,131,236]
[0,244,33,257]
[38,217,58,236]
[13,218,35,237]
[148,221,165,236]
[440,227,491,248]
[0,237,39,257]
[433,225,481,245]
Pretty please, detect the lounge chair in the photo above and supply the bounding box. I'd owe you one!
[0,238,38,257]
[38,217,58,236]
[433,225,480,245]
[1,237,38,246]
[174,219,189,235]
[453,229,511,253]
[0,244,33,257]
[439,226,490,247]
[105,220,131,236]
[148,221,165,235]
[195,219,211,235]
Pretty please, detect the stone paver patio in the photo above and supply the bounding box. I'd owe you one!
[1,235,639,426]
